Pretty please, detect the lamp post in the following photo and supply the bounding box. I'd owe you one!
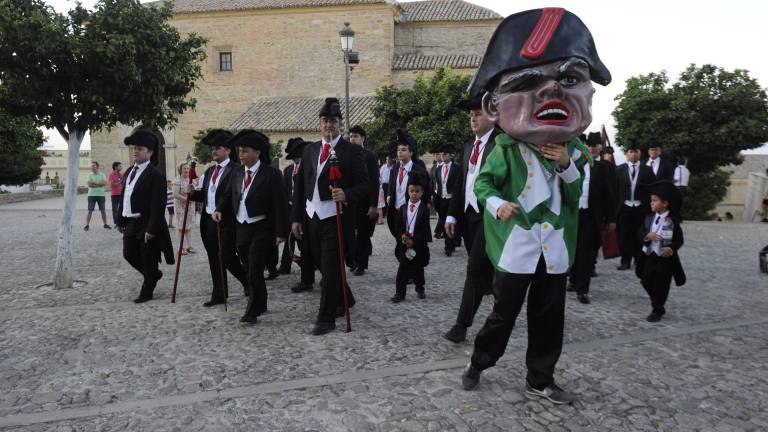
[339,22,355,134]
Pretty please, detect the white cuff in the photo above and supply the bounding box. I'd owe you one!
[556,160,580,183]
[485,196,508,220]
[445,216,457,225]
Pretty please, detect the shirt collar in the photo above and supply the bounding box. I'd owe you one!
[217,159,230,169]
[136,160,150,170]
[408,199,421,210]
[656,210,669,219]
[477,129,494,145]
[323,134,342,147]
[402,160,413,171]
[246,160,260,173]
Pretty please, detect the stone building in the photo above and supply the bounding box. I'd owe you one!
[90,0,501,175]
[715,154,768,222]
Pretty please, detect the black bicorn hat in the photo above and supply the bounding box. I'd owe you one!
[202,129,234,149]
[647,138,663,149]
[395,129,418,155]
[407,171,429,190]
[319,97,343,119]
[456,94,483,110]
[646,180,682,215]
[284,137,308,160]
[229,129,271,163]
[586,132,602,146]
[468,7,611,99]
[438,143,454,154]
[124,129,160,152]
[624,138,641,151]
[349,125,366,137]
[578,133,587,143]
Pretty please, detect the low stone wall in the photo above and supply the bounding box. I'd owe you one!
[0,188,87,205]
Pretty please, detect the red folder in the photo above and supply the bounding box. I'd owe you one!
[601,228,620,259]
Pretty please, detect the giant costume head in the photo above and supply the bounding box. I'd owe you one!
[469,8,610,146]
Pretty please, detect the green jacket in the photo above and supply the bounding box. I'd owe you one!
[475,134,591,274]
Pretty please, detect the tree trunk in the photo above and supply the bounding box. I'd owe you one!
[52,129,85,289]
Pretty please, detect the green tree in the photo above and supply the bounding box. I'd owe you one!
[613,64,768,219]
[363,67,473,159]
[0,109,45,185]
[0,0,206,288]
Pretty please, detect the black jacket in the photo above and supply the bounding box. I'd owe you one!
[435,161,462,198]
[361,147,380,208]
[116,163,175,264]
[615,162,654,217]
[448,127,502,222]
[282,162,300,207]
[395,201,432,267]
[635,213,686,286]
[218,163,289,239]
[643,157,675,182]
[386,160,430,236]
[584,159,617,227]
[190,161,239,228]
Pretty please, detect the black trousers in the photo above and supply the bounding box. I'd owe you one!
[641,253,673,314]
[122,219,161,298]
[395,260,425,296]
[434,196,446,236]
[570,209,600,295]
[454,208,494,328]
[471,257,567,390]
[111,195,122,226]
[201,213,247,302]
[353,205,375,270]
[618,205,646,266]
[309,215,355,323]
[437,197,457,251]
[236,221,272,318]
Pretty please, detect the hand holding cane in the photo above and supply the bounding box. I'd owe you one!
[171,156,198,303]
[328,150,352,332]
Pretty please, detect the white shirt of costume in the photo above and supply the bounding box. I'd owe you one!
[379,164,391,184]
[440,161,453,199]
[236,161,266,224]
[395,160,413,209]
[205,159,230,215]
[122,160,150,218]
[306,134,341,220]
[578,162,591,209]
[405,199,421,236]
[647,157,660,175]
[624,162,642,207]
[674,165,690,187]
[446,129,493,226]
[647,210,670,256]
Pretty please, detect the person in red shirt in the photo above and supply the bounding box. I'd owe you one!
[108,162,123,227]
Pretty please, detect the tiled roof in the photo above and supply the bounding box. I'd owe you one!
[229,96,377,132]
[392,53,481,70]
[399,0,501,22]
[150,0,388,14]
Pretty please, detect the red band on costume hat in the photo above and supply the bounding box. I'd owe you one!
[520,8,565,60]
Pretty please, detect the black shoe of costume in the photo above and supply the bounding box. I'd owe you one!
[155,270,163,282]
[277,266,291,275]
[525,382,575,405]
[444,249,453,257]
[265,272,279,281]
[461,364,481,391]
[203,300,225,307]
[390,293,405,303]
[566,282,576,292]
[83,225,89,231]
[443,324,467,343]
[311,321,336,335]
[577,293,591,304]
[646,312,663,322]
[591,270,598,277]
[616,264,631,271]
[133,295,152,304]
[240,314,258,324]
[416,289,426,299]
[354,267,365,276]
[291,283,314,293]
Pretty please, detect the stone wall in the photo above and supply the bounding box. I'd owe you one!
[394,21,498,57]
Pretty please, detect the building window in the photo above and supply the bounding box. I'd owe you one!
[219,52,232,71]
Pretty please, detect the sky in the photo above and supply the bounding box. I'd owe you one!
[41,0,768,159]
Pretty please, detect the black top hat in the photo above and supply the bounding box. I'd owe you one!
[319,97,343,119]
[202,129,234,148]
[438,144,454,154]
[647,138,663,149]
[395,129,418,155]
[586,132,602,146]
[284,137,307,160]
[647,180,682,216]
[625,139,641,151]
[456,94,483,110]
[468,8,611,99]
[229,129,270,163]
[124,129,160,152]
[407,171,428,190]
[349,125,366,137]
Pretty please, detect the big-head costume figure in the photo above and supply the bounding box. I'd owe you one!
[461,8,611,404]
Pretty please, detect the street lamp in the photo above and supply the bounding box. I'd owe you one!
[339,22,356,134]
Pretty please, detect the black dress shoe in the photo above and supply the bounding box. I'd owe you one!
[240,314,258,324]
[203,300,225,307]
[133,295,152,304]
[591,270,598,277]
[291,283,314,293]
[277,266,291,275]
[616,264,631,271]
[311,321,336,335]
[391,293,405,303]
[443,324,467,343]
[444,250,453,257]
[577,293,591,304]
[354,267,365,276]
[265,272,279,281]
[416,289,426,299]
[462,363,482,390]
[566,282,576,292]
[645,312,662,322]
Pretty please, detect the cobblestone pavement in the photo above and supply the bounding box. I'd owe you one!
[1,199,768,431]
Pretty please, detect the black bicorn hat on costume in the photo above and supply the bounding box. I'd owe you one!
[625,138,641,151]
[468,7,611,99]
[202,129,237,162]
[319,97,343,119]
[586,132,602,146]
[229,129,271,163]
[600,146,614,155]
[124,129,160,152]
[349,125,366,137]
[406,171,429,190]
[395,129,418,155]
[646,180,682,216]
[578,133,587,143]
[647,138,663,149]
[456,94,483,110]
[438,143,454,154]
[285,137,308,160]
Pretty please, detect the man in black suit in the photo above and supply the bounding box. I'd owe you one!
[348,125,380,276]
[386,129,430,239]
[430,151,444,238]
[290,98,369,335]
[568,132,616,304]
[443,96,502,343]
[643,140,674,181]
[434,144,461,255]
[117,129,175,303]
[616,141,654,270]
[213,130,288,324]
[189,129,248,307]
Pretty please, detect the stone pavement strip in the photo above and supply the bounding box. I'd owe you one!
[1,199,768,431]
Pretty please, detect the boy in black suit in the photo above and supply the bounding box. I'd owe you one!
[386,129,430,239]
[391,172,432,303]
[636,181,686,322]
[434,144,461,256]
[213,130,288,324]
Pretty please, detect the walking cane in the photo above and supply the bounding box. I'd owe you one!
[171,158,198,303]
[328,150,352,332]
[215,221,228,311]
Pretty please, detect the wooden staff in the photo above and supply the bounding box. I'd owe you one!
[328,150,351,332]
[171,159,198,303]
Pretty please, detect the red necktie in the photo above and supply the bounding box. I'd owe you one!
[211,165,221,185]
[443,163,448,179]
[398,166,405,185]
[410,203,415,212]
[319,143,331,164]
[242,169,253,192]
[470,140,482,165]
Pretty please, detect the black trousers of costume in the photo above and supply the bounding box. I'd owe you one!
[454,208,494,328]
[618,205,645,266]
[570,208,600,295]
[122,219,161,298]
[236,220,272,318]
[640,253,673,314]
[470,257,567,390]
[201,213,247,302]
[434,196,446,236]
[437,197,457,252]
[353,206,375,270]
[395,259,425,296]
[309,215,355,323]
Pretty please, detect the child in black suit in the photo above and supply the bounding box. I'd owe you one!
[637,181,686,322]
[392,172,432,302]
